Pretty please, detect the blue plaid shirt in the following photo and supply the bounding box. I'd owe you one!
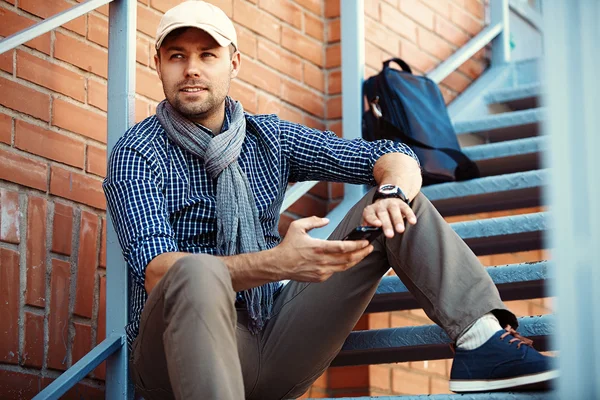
[103,109,419,347]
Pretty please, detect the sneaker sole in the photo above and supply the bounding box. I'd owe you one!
[449,369,559,393]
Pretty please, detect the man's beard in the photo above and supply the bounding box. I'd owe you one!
[168,80,230,121]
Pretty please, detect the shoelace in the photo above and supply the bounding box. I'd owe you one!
[500,325,534,349]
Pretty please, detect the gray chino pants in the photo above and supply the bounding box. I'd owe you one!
[130,190,516,400]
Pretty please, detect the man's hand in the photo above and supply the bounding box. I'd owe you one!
[273,216,373,283]
[362,198,417,238]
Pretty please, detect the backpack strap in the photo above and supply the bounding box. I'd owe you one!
[383,58,413,74]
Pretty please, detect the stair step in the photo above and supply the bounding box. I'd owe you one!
[332,315,553,366]
[463,136,544,177]
[321,393,551,399]
[485,83,542,110]
[454,108,545,142]
[451,212,547,256]
[366,261,548,313]
[422,170,546,216]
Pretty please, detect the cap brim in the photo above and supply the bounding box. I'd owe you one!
[155,23,232,50]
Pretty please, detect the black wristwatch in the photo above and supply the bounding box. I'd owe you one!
[372,184,410,205]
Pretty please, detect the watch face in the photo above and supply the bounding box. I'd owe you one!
[379,184,398,194]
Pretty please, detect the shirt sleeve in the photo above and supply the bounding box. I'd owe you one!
[279,120,420,184]
[102,139,178,288]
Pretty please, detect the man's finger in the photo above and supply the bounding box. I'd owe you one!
[388,203,405,233]
[292,216,330,232]
[319,239,369,254]
[362,208,382,227]
[376,208,395,238]
[401,203,418,225]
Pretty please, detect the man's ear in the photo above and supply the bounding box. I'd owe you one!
[154,53,162,80]
[230,51,241,79]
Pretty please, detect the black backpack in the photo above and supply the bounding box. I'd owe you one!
[362,58,479,186]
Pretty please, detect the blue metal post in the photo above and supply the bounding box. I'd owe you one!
[491,0,511,65]
[543,0,600,398]
[311,0,365,239]
[106,0,136,398]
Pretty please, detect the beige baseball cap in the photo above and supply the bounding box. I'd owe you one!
[155,1,238,51]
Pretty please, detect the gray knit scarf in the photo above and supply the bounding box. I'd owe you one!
[156,97,277,334]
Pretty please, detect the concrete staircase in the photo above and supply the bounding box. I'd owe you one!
[320,58,553,398]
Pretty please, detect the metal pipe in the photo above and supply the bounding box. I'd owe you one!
[0,0,113,55]
[491,0,511,65]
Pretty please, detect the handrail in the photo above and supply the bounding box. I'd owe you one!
[509,0,543,32]
[427,22,503,84]
[281,181,319,212]
[0,0,112,55]
[32,334,124,400]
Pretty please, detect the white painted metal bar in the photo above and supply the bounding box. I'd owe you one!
[105,0,136,398]
[427,22,503,84]
[281,181,319,212]
[310,0,365,240]
[509,0,543,31]
[543,0,600,398]
[0,0,112,55]
[491,0,511,65]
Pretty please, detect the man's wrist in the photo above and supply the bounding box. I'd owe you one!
[373,184,410,205]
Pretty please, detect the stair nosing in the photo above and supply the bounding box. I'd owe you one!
[451,212,547,240]
[462,136,545,161]
[484,82,543,105]
[454,108,545,135]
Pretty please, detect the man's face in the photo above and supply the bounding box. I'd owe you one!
[155,28,240,121]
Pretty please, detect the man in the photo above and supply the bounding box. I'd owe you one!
[103,1,556,399]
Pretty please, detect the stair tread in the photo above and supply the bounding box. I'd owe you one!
[367,261,548,313]
[485,83,542,107]
[318,393,551,399]
[462,136,544,162]
[454,108,544,141]
[332,315,553,366]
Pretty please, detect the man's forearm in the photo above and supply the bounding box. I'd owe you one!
[373,152,422,200]
[145,249,281,294]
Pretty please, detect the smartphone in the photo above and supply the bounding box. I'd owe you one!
[343,226,383,242]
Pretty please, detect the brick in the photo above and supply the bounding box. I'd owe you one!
[295,0,321,15]
[0,148,47,191]
[364,0,380,19]
[16,50,85,102]
[54,32,108,78]
[87,14,108,48]
[0,189,20,244]
[465,0,484,20]
[233,0,280,41]
[435,15,470,47]
[400,40,437,74]
[238,57,281,96]
[325,0,340,18]
[430,375,450,394]
[0,8,51,54]
[281,26,323,66]
[303,62,324,92]
[325,44,340,68]
[365,40,385,70]
[450,4,482,36]
[419,26,454,61]
[74,211,99,318]
[52,99,107,143]
[392,368,429,394]
[72,322,92,366]
[381,2,418,43]
[257,39,303,81]
[280,78,325,118]
[229,79,258,114]
[328,121,342,136]
[410,359,447,377]
[52,202,73,256]
[88,79,107,111]
[421,0,451,18]
[303,115,325,131]
[0,248,19,364]
[237,27,257,59]
[458,57,486,79]
[279,105,304,125]
[50,167,107,210]
[20,0,86,35]
[366,18,401,53]
[23,312,44,368]
[15,120,85,168]
[304,12,324,41]
[331,181,343,198]
[441,70,471,92]
[326,95,341,119]
[204,0,234,17]
[287,194,328,217]
[369,364,391,390]
[391,312,420,328]
[0,114,11,145]
[137,4,162,38]
[47,258,71,371]
[399,0,435,29]
[329,366,369,389]
[136,37,151,66]
[26,196,47,307]
[99,218,106,268]
[278,213,294,236]
[0,76,50,121]
[327,19,340,43]
[136,98,151,123]
[94,275,107,379]
[0,50,13,74]
[136,65,164,102]
[0,370,41,400]
[328,69,341,94]
[369,312,391,329]
[87,145,107,177]
[259,0,302,29]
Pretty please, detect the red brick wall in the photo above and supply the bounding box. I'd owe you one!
[0,0,499,398]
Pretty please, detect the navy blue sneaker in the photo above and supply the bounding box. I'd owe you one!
[449,326,558,393]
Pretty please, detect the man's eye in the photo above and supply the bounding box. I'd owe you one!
[202,52,216,58]
[170,54,184,59]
